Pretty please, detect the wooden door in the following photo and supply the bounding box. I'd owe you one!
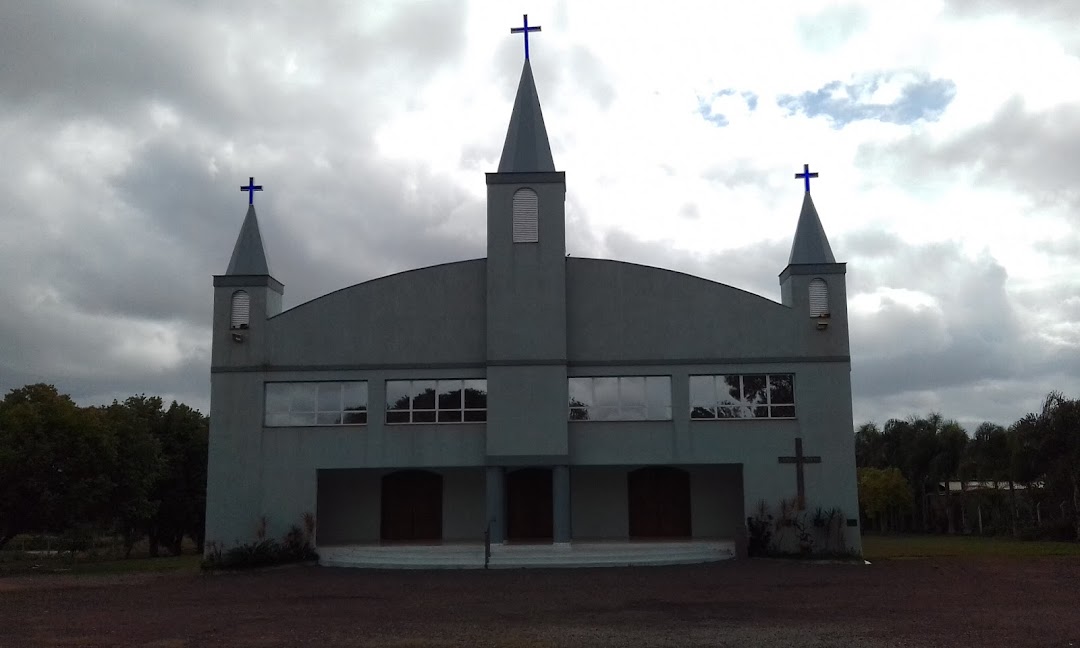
[628,466,691,538]
[380,470,443,542]
[505,468,553,541]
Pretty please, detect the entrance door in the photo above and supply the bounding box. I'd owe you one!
[628,466,691,538]
[381,470,443,542]
[505,468,553,541]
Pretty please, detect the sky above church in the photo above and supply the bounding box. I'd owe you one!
[1,0,1078,431]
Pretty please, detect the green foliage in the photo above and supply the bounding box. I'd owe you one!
[202,514,318,570]
[858,467,914,532]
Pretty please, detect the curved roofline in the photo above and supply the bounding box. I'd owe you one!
[269,258,486,320]
[569,256,788,311]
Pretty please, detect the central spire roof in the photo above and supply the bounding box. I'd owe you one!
[787,192,836,265]
[226,204,273,275]
[498,60,555,173]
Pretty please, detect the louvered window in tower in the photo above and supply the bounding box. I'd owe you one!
[231,290,251,329]
[809,279,829,317]
[512,188,539,243]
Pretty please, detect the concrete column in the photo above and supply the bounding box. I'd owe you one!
[485,466,505,544]
[553,465,571,543]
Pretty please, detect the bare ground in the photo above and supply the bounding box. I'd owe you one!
[1,557,1078,647]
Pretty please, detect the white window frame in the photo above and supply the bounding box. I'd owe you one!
[568,376,672,421]
[689,374,796,420]
[264,381,368,427]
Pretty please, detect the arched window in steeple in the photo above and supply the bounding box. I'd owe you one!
[512,188,539,243]
[231,290,251,329]
[809,278,829,317]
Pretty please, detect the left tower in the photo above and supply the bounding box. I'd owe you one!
[206,201,283,550]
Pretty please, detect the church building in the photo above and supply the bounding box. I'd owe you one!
[205,25,862,564]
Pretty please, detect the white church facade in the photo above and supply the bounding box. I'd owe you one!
[204,48,863,563]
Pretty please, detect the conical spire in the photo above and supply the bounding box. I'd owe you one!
[226,204,272,275]
[498,60,555,172]
[787,192,836,264]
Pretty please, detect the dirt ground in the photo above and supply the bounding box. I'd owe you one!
[1,557,1077,648]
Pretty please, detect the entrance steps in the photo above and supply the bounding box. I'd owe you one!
[318,540,735,570]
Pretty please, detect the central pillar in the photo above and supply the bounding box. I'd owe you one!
[486,466,506,544]
[553,464,571,543]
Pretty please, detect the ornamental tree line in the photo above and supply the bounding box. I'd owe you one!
[0,383,208,555]
[855,392,1080,542]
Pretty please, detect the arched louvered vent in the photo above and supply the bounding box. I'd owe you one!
[809,278,829,317]
[231,290,251,329]
[512,188,539,243]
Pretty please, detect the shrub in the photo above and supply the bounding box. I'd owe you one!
[202,513,318,570]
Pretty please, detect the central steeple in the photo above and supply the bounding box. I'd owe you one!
[498,60,555,172]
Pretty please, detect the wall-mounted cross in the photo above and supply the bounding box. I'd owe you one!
[241,177,263,205]
[778,437,821,511]
[795,163,818,193]
[510,14,541,60]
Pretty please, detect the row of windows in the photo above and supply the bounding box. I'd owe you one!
[262,375,797,427]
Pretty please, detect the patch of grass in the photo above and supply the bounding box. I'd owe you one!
[862,534,1080,560]
[0,552,202,577]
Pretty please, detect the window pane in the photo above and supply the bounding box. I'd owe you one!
[619,377,645,408]
[413,410,436,423]
[769,375,794,405]
[317,412,341,425]
[621,406,647,421]
[266,412,290,427]
[719,376,741,406]
[343,411,367,425]
[266,384,290,413]
[568,378,593,408]
[438,409,462,423]
[742,375,768,406]
[386,381,411,411]
[317,383,341,412]
[569,407,590,421]
[646,377,671,420]
[289,412,317,426]
[386,411,409,424]
[747,406,769,418]
[717,405,740,418]
[289,384,316,412]
[437,380,463,411]
[412,380,436,410]
[343,383,367,411]
[594,378,618,407]
[464,380,487,409]
[594,406,619,421]
[771,405,796,418]
[689,376,714,414]
[464,409,487,422]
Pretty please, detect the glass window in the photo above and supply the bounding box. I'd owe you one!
[690,374,796,420]
[264,382,368,427]
[386,379,488,424]
[568,376,671,421]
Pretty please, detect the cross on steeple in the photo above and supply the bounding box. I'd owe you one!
[510,14,541,60]
[795,164,819,193]
[241,177,263,205]
[778,438,822,510]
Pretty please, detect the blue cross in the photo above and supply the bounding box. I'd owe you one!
[795,164,819,193]
[510,14,541,60]
[241,177,263,205]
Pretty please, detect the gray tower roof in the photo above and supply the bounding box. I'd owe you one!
[788,192,836,264]
[498,60,555,172]
[226,204,272,275]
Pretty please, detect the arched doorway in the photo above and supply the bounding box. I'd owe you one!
[628,466,691,538]
[381,470,443,542]
[505,468,553,541]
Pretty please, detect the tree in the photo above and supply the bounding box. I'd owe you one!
[858,467,914,532]
[148,402,209,556]
[100,396,164,557]
[854,422,884,468]
[0,384,115,549]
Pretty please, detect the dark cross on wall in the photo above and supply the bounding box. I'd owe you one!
[241,177,263,205]
[795,163,819,193]
[511,14,541,60]
[778,437,821,511]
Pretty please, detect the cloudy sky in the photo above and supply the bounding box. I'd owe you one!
[1,0,1078,431]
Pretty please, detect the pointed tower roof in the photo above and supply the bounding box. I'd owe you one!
[498,60,555,173]
[226,204,272,275]
[788,192,837,265]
